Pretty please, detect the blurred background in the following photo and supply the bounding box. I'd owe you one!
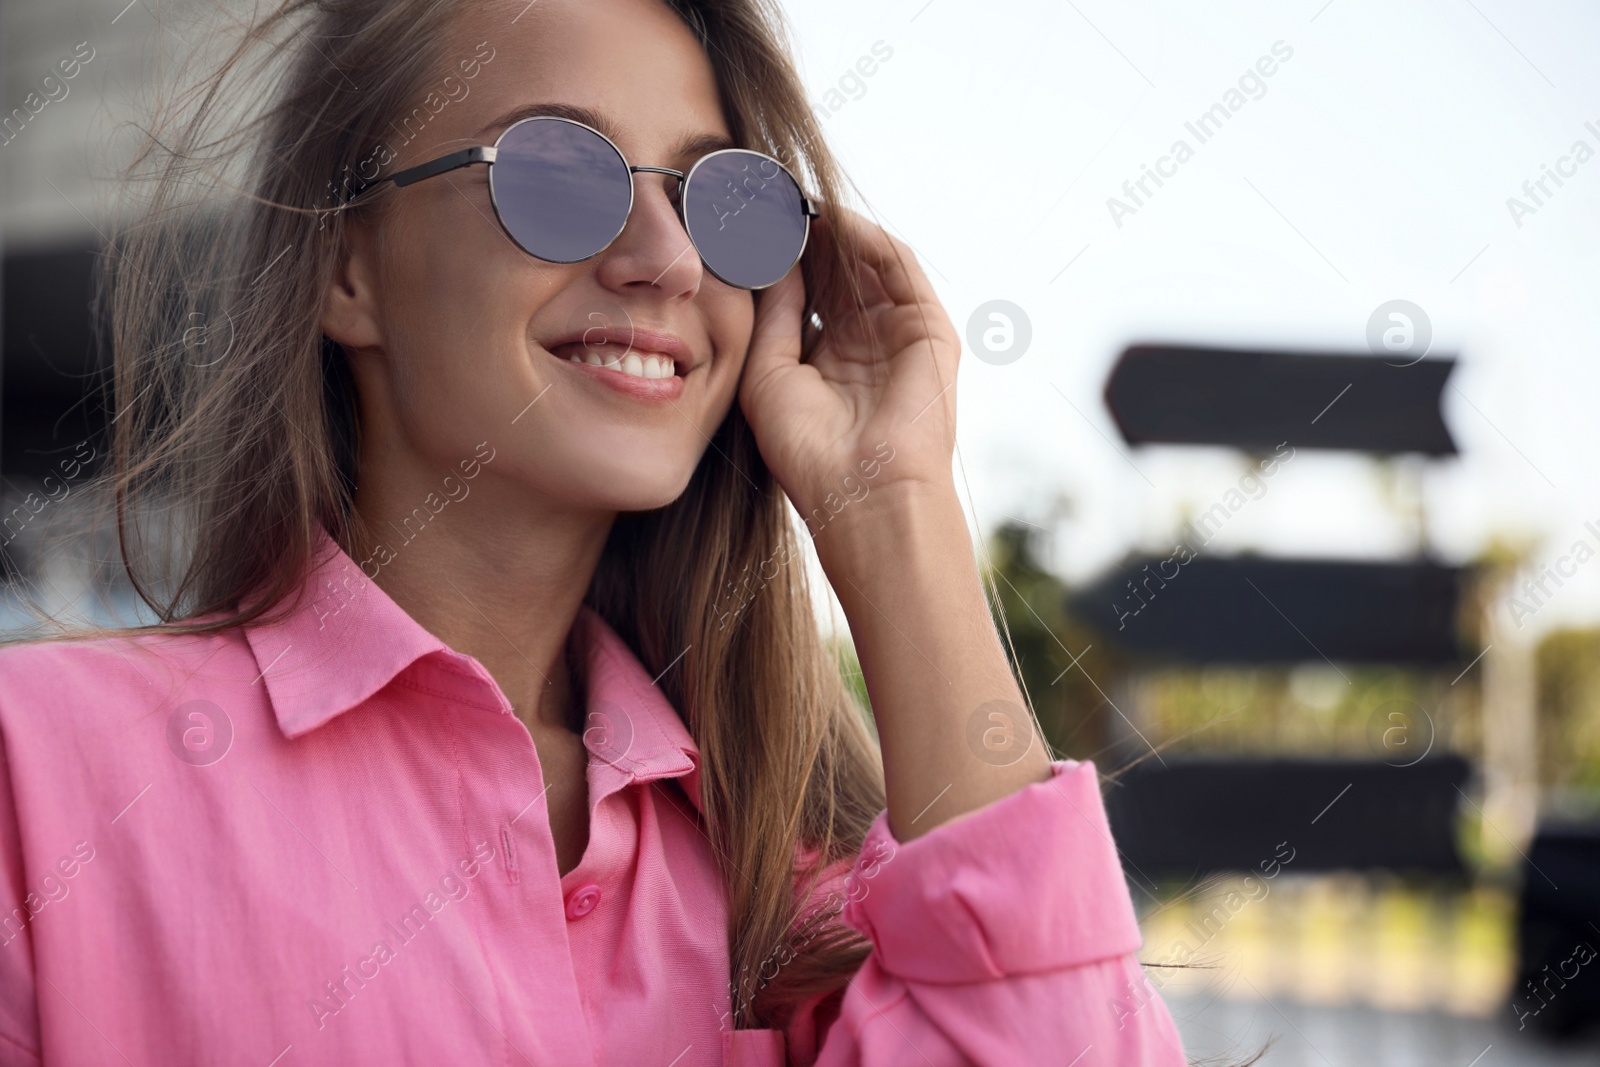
[5,0,1600,1062]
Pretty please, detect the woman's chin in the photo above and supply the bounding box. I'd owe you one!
[565,465,698,515]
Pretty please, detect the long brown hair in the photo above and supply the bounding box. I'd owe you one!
[33,0,885,1032]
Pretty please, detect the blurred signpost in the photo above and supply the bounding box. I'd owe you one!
[1072,557,1466,665]
[1105,344,1457,455]
[1107,756,1472,876]
[1082,344,1492,879]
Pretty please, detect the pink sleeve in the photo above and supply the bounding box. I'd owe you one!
[0,730,42,1066]
[791,759,1187,1067]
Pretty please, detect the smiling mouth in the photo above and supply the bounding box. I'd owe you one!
[549,341,680,380]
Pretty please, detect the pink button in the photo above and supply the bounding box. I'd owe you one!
[564,883,601,920]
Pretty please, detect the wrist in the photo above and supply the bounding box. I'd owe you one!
[809,475,968,594]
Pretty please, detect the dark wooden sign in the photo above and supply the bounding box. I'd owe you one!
[1072,556,1467,664]
[1105,755,1470,877]
[1105,344,1457,455]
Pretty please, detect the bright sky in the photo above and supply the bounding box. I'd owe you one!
[781,0,1600,637]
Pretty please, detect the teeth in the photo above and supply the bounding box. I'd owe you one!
[615,354,675,379]
[566,348,675,380]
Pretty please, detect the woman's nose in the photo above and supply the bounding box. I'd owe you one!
[592,172,703,301]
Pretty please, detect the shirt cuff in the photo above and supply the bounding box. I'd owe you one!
[841,759,1142,984]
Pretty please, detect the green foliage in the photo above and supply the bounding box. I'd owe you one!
[1133,665,1461,758]
[833,636,874,738]
[1535,627,1600,804]
[983,522,1122,762]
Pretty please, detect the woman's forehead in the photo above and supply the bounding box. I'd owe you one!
[445,0,733,153]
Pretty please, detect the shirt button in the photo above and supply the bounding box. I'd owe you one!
[565,883,601,920]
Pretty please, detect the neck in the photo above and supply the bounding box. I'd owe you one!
[348,452,615,733]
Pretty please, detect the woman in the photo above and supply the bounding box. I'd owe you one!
[0,0,1187,1063]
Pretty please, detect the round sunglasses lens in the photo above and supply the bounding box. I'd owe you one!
[491,120,632,262]
[682,152,807,289]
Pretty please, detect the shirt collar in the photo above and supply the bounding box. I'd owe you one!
[242,525,703,812]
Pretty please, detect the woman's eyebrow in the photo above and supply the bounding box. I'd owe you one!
[471,102,737,161]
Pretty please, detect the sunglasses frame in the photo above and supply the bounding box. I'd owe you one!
[343,114,819,290]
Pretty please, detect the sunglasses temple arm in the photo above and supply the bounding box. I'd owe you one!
[393,145,497,187]
[345,145,498,200]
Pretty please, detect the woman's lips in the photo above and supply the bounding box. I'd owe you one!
[547,341,686,400]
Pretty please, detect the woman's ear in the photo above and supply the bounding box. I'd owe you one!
[321,217,385,351]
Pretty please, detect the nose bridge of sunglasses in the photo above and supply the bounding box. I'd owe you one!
[628,165,686,205]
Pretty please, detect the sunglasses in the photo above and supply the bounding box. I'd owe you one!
[344,115,818,290]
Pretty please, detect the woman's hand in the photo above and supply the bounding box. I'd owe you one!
[737,206,1050,841]
[738,206,961,531]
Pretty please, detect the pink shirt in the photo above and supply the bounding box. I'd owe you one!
[0,527,1186,1066]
